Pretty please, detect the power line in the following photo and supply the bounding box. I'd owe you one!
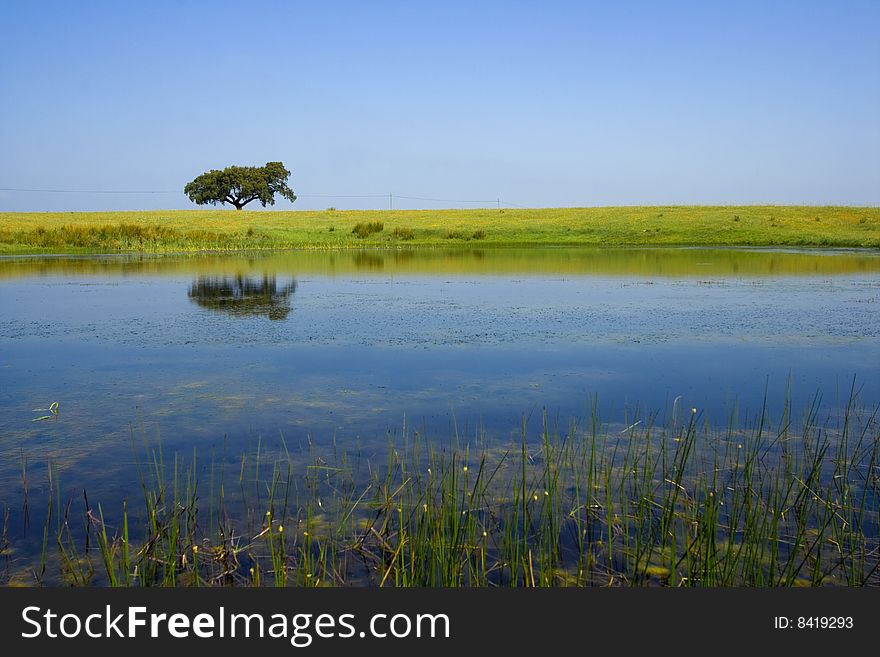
[0,187,179,194]
[297,194,388,198]
[395,195,497,204]
[0,187,528,208]
[1,188,394,199]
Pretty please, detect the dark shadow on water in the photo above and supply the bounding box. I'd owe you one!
[188,274,297,320]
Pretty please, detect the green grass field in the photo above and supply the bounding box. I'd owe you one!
[1,205,878,253]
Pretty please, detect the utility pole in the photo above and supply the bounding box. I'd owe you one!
[389,193,393,211]
[497,198,500,210]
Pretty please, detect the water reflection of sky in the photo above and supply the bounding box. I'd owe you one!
[0,249,878,491]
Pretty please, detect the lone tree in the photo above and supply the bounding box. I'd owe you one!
[184,161,297,210]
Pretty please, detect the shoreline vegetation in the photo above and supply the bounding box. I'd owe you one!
[1,206,878,254]
[3,397,878,587]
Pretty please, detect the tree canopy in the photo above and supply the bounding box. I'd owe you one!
[184,162,297,210]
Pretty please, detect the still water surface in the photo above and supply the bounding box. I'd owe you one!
[0,247,878,504]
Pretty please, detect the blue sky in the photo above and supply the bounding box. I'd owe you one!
[1,0,878,211]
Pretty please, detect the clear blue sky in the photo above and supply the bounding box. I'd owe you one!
[1,0,878,211]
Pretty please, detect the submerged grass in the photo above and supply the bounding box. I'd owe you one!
[4,393,878,587]
[1,205,878,253]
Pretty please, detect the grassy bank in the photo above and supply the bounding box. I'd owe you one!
[4,398,878,587]
[1,206,878,253]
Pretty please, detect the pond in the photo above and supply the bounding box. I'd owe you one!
[0,247,878,584]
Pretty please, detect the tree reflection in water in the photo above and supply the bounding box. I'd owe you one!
[188,274,297,320]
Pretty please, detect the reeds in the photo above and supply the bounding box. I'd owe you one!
[9,394,879,587]
[351,221,384,238]
[0,223,266,253]
[391,226,415,240]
